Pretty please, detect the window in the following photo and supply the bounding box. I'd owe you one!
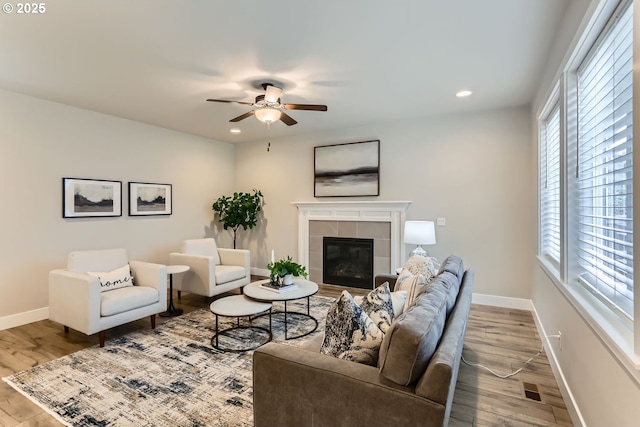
[540,103,561,265]
[574,1,633,319]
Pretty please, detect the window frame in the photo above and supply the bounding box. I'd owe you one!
[537,0,640,370]
[539,94,562,269]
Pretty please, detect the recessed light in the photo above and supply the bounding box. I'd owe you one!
[456,90,472,98]
[230,128,241,134]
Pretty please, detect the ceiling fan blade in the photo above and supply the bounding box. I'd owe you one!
[230,110,256,122]
[206,99,254,106]
[283,103,328,111]
[279,112,298,126]
[264,85,283,103]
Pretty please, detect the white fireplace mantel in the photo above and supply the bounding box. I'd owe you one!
[293,201,411,272]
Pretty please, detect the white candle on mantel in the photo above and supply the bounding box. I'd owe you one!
[271,250,275,264]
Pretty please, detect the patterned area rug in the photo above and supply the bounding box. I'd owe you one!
[3,296,333,427]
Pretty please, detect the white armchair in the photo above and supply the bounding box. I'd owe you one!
[169,238,250,298]
[49,248,167,347]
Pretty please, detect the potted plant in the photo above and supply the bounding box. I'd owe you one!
[212,189,264,249]
[267,256,308,285]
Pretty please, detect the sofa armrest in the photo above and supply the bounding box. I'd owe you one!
[169,252,215,286]
[49,269,101,334]
[375,273,398,289]
[129,261,167,293]
[253,343,446,427]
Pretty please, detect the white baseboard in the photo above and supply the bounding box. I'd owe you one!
[471,293,533,311]
[0,307,49,331]
[530,303,586,427]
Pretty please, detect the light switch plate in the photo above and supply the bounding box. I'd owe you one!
[437,217,446,226]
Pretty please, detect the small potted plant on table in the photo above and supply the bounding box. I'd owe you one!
[267,256,308,286]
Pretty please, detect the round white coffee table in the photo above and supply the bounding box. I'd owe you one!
[243,279,319,340]
[209,295,272,352]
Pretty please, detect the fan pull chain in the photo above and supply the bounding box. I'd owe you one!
[266,121,271,152]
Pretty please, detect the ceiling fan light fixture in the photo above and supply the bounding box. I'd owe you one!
[255,107,282,123]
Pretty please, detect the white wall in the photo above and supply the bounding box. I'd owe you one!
[235,106,534,300]
[0,89,235,327]
[530,0,640,425]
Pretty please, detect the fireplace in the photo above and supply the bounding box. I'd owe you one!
[323,237,374,289]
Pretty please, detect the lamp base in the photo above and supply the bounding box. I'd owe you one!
[410,246,428,257]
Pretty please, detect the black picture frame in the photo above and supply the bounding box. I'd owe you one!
[314,140,380,197]
[62,178,122,218]
[128,182,172,216]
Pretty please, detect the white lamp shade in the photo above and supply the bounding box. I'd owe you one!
[403,221,436,245]
[254,107,282,123]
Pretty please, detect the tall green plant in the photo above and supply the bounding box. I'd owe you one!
[212,189,264,249]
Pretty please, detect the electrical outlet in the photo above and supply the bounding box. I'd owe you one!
[558,331,562,351]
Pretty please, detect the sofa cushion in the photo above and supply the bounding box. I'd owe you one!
[434,271,462,315]
[438,255,464,280]
[68,248,129,273]
[100,286,159,317]
[378,280,449,385]
[87,264,133,292]
[353,282,395,334]
[320,290,384,366]
[214,265,246,284]
[181,238,220,265]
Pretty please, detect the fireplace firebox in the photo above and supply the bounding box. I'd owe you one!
[323,237,374,289]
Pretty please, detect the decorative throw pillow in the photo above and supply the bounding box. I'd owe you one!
[395,268,429,308]
[320,290,384,366]
[352,282,395,334]
[390,290,408,317]
[403,255,439,284]
[87,264,134,292]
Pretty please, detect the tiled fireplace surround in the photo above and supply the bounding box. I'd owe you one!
[294,201,410,288]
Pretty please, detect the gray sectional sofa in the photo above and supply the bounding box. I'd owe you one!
[253,255,474,427]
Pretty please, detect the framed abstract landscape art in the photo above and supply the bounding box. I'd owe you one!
[128,182,172,216]
[62,178,122,218]
[314,140,380,197]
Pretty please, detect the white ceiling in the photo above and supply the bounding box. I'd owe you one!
[0,0,570,143]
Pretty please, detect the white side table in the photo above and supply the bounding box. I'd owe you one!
[160,264,189,317]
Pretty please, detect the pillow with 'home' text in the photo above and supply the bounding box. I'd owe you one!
[88,264,134,292]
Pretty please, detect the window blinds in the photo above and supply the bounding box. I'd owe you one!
[540,104,561,265]
[576,1,633,319]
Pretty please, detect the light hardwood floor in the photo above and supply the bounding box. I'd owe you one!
[0,283,572,427]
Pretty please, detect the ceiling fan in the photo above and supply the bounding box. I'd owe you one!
[206,83,327,126]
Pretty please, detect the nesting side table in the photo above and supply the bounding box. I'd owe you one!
[209,295,273,352]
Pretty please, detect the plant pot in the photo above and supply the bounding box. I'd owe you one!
[282,274,294,285]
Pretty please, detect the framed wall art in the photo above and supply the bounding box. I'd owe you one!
[314,140,380,197]
[62,178,122,218]
[128,182,172,216]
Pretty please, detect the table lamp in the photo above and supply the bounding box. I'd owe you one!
[403,220,436,257]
